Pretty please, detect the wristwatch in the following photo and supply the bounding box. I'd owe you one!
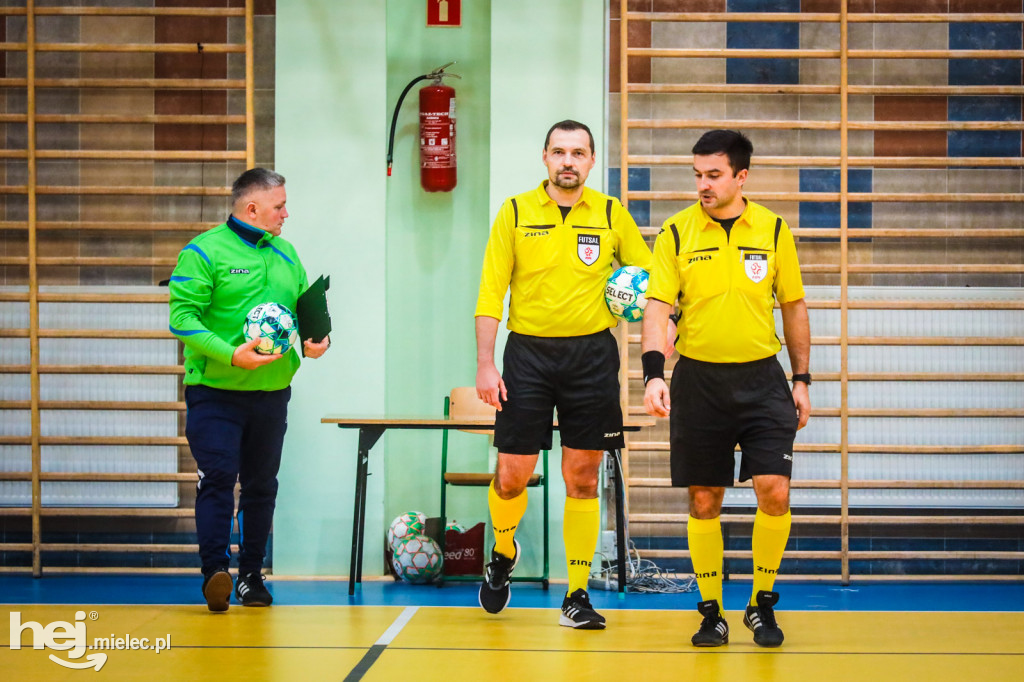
[791,373,811,385]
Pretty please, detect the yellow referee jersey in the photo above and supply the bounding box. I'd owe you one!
[476,181,651,337]
[647,200,805,363]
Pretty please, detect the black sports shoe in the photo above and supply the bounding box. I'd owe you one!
[202,569,232,613]
[744,590,784,647]
[559,588,606,630]
[691,599,729,647]
[478,540,520,614]
[235,571,273,607]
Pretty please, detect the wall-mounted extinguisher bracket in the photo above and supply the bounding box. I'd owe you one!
[387,62,461,192]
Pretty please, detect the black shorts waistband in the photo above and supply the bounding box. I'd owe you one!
[508,329,613,343]
[677,354,778,371]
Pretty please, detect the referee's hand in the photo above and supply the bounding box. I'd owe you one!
[476,363,507,411]
[792,381,811,430]
[643,378,671,418]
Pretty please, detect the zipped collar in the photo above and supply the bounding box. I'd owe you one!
[227,215,270,246]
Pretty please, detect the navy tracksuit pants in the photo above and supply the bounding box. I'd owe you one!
[185,384,291,576]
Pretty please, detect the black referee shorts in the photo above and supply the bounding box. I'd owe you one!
[494,330,625,455]
[669,355,798,487]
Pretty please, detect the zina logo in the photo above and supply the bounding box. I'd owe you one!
[10,611,106,671]
[10,610,172,672]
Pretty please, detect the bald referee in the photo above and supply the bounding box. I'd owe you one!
[641,130,811,648]
[475,120,651,629]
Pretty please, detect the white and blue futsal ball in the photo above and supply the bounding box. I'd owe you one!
[243,302,300,355]
[392,534,443,583]
[605,265,649,322]
[387,510,427,552]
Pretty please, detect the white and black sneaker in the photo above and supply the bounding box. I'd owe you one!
[478,540,520,614]
[691,599,729,647]
[235,571,273,607]
[744,590,784,647]
[559,588,606,630]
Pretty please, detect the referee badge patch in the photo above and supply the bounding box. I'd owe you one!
[744,252,768,283]
[577,234,600,266]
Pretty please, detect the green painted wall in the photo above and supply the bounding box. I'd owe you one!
[381,0,493,560]
[489,1,608,209]
[273,0,389,575]
[274,0,606,577]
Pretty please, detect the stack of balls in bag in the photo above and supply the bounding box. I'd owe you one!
[386,511,443,583]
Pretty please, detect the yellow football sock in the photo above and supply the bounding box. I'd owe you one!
[750,509,791,603]
[488,480,528,558]
[687,515,724,610]
[563,496,600,594]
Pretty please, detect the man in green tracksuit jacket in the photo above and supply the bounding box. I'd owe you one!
[169,168,329,612]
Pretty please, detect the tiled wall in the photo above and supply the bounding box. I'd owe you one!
[610,3,1023,571]
[610,0,1023,288]
[1,0,277,289]
[0,1,276,571]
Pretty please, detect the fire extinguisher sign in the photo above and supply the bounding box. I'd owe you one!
[427,0,461,27]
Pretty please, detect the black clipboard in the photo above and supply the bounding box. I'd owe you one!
[296,275,332,344]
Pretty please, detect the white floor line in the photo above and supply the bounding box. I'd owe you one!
[376,605,418,645]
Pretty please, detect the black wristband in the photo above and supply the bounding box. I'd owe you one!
[642,350,665,386]
[791,373,811,385]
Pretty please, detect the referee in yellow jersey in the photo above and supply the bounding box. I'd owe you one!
[475,120,651,629]
[641,130,811,648]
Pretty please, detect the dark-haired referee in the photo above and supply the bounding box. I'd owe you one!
[641,130,811,648]
[475,120,651,629]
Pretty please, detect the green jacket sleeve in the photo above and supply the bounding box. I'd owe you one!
[168,246,237,366]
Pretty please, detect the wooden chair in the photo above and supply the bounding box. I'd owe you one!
[439,387,549,587]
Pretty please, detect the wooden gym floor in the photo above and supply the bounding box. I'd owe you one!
[3,577,1023,681]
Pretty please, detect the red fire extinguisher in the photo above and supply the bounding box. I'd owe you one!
[387,62,460,193]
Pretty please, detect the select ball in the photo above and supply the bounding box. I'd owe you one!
[605,266,649,322]
[242,302,300,355]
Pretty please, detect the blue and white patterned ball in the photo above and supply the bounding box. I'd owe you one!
[392,534,443,583]
[605,266,649,322]
[387,510,427,552]
[242,302,300,355]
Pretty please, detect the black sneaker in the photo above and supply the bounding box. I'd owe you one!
[559,588,606,630]
[235,571,273,607]
[691,599,729,647]
[744,590,784,647]
[478,540,520,614]
[201,569,232,613]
